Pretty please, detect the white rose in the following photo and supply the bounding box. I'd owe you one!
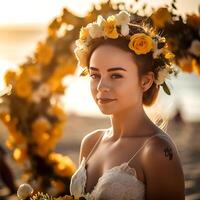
[17,183,33,200]
[74,47,89,67]
[188,40,200,57]
[121,24,129,36]
[115,10,130,25]
[154,68,169,85]
[97,15,106,28]
[153,48,163,59]
[75,39,88,49]
[87,22,104,39]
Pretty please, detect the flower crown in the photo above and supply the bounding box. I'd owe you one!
[74,10,177,95]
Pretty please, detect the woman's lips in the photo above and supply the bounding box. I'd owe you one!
[97,98,116,104]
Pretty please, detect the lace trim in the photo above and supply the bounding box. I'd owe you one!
[82,157,145,196]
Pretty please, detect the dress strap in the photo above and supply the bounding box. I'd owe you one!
[84,129,107,164]
[127,132,166,165]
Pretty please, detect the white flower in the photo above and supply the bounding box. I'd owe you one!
[153,48,163,59]
[121,24,129,36]
[17,183,33,200]
[115,10,130,25]
[97,15,106,28]
[188,39,200,57]
[75,39,88,49]
[87,22,104,39]
[74,47,89,67]
[37,83,50,98]
[154,68,170,85]
[0,85,12,96]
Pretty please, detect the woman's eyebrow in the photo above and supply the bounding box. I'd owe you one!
[89,67,127,72]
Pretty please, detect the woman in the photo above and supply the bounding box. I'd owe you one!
[70,10,185,200]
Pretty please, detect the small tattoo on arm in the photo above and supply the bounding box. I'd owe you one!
[164,146,173,160]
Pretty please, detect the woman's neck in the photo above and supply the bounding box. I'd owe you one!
[109,105,157,140]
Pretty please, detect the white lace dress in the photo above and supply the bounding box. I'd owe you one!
[70,131,165,200]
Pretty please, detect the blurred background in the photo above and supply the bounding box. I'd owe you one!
[0,0,200,200]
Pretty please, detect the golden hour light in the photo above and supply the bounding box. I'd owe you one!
[0,1,199,200]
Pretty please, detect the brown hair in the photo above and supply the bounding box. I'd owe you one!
[85,26,160,106]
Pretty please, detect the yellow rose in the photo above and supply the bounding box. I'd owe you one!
[79,27,90,43]
[128,33,153,55]
[103,15,118,39]
[35,42,54,65]
[4,70,17,86]
[15,77,32,98]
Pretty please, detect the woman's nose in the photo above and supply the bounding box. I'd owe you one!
[97,78,110,92]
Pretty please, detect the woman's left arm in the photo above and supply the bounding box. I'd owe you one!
[142,136,185,200]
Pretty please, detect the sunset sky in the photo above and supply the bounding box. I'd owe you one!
[0,0,199,26]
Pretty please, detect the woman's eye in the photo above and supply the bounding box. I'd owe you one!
[111,74,123,79]
[89,74,122,79]
[90,74,100,79]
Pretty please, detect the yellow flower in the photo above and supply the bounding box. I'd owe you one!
[32,117,51,133]
[35,42,54,65]
[55,58,76,77]
[164,52,175,59]
[48,153,76,177]
[151,8,172,28]
[15,77,32,98]
[49,153,76,177]
[4,70,17,86]
[74,47,89,67]
[13,148,27,163]
[47,76,63,93]
[23,64,41,82]
[192,59,200,76]
[79,26,90,43]
[103,15,119,39]
[128,33,153,55]
[33,132,50,145]
[10,131,26,145]
[48,105,67,121]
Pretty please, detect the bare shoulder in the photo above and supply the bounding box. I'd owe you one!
[78,128,105,165]
[141,131,185,199]
[142,131,180,163]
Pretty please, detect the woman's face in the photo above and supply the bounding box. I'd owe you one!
[89,44,144,115]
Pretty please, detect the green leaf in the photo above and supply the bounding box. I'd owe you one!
[162,82,171,95]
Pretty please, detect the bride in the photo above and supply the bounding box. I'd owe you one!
[70,10,185,200]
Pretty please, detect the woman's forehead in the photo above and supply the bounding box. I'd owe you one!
[89,45,137,71]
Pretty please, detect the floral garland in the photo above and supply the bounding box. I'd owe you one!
[74,10,177,95]
[150,7,200,75]
[0,6,78,194]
